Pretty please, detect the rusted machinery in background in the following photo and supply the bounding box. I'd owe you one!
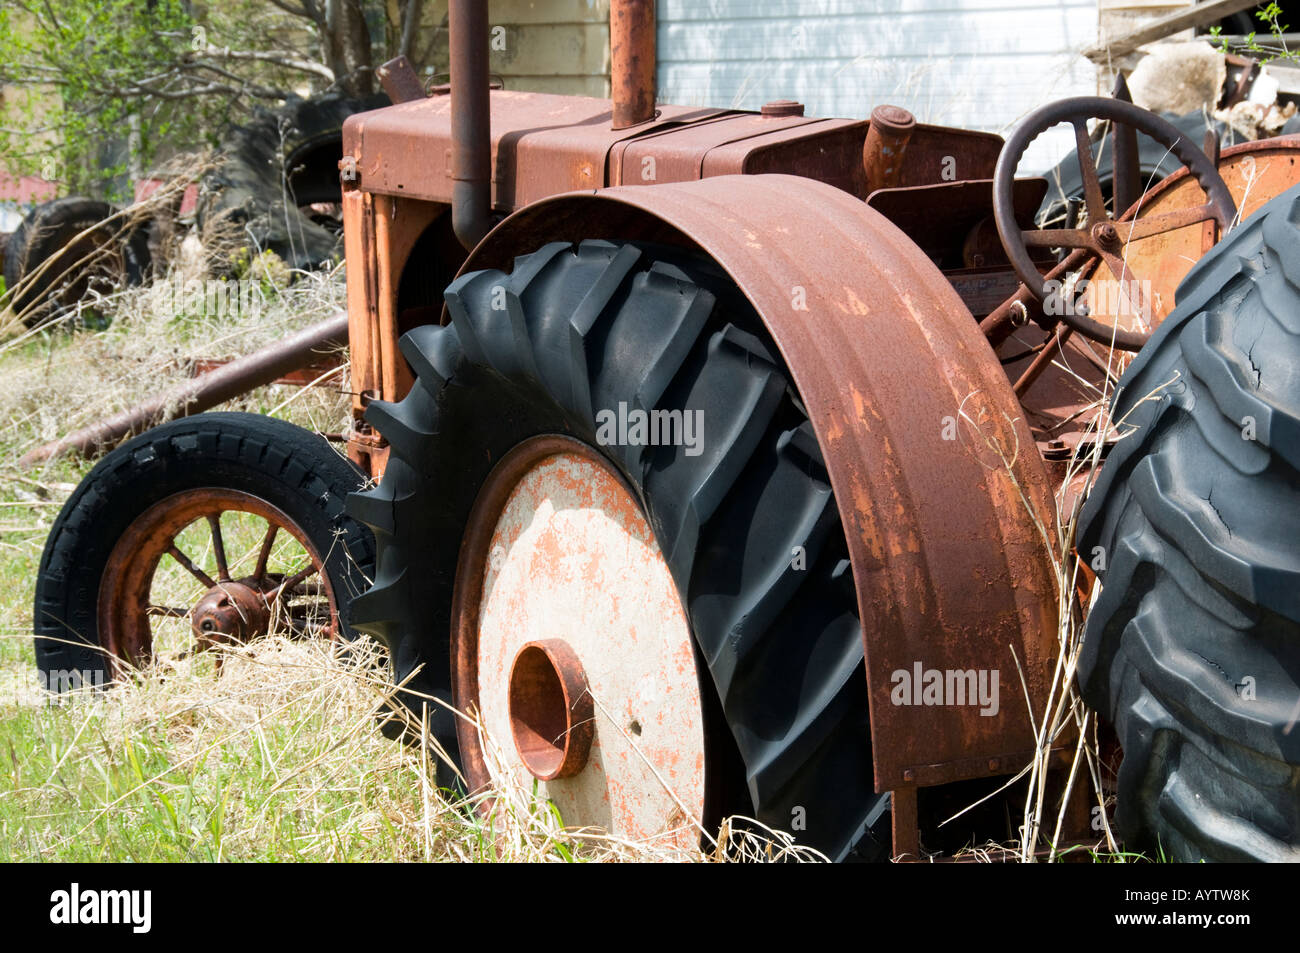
[31,0,1300,862]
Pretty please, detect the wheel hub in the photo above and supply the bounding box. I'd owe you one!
[1091,220,1119,247]
[507,639,594,781]
[190,579,271,646]
[452,436,707,848]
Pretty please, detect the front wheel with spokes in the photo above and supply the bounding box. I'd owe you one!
[34,413,375,684]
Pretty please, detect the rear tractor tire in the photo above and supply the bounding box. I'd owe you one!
[1078,183,1300,862]
[349,240,890,860]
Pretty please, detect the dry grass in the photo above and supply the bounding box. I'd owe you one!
[946,202,1205,862]
[0,247,822,863]
[0,631,820,862]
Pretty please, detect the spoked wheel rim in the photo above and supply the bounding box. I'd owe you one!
[97,487,338,675]
[451,435,708,849]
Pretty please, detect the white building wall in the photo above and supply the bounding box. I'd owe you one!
[657,0,1100,172]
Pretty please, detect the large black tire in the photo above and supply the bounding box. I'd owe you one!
[33,413,374,685]
[348,240,890,860]
[199,93,388,271]
[1077,183,1300,862]
[4,197,151,326]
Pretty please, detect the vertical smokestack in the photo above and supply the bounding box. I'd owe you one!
[611,0,656,130]
[450,0,491,250]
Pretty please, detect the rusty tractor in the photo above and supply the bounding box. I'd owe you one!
[31,0,1300,862]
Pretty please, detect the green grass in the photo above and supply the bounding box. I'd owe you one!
[0,270,820,863]
[0,267,424,862]
[2,640,442,861]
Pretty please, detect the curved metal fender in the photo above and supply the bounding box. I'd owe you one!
[462,174,1062,793]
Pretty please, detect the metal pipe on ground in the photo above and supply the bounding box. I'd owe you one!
[449,0,492,251]
[611,0,656,130]
[20,311,349,467]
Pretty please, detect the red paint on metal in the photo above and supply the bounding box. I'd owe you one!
[344,89,1007,212]
[342,90,728,208]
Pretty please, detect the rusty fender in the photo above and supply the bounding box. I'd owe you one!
[459,174,1062,794]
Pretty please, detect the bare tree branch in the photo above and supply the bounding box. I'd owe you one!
[400,0,422,60]
[188,47,336,81]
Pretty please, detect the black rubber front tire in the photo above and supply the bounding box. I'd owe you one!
[33,413,374,685]
[4,197,151,326]
[348,240,889,861]
[1078,183,1300,862]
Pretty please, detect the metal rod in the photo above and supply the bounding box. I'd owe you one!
[20,312,349,466]
[1014,324,1073,397]
[611,0,656,130]
[979,248,1088,348]
[449,0,492,250]
[1111,74,1141,217]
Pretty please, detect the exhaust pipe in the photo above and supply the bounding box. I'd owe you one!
[449,0,492,250]
[611,0,656,130]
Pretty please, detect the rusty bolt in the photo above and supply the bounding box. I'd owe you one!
[1042,438,1071,461]
[1093,221,1119,246]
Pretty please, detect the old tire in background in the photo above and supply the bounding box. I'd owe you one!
[33,413,374,686]
[4,197,151,327]
[349,240,889,860]
[1078,183,1300,862]
[199,92,388,271]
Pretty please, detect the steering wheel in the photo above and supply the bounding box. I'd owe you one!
[993,97,1237,351]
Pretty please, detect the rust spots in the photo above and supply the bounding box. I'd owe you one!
[452,437,706,848]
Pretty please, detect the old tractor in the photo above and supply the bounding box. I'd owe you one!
[32,0,1300,861]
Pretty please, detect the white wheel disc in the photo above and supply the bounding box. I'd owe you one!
[452,438,707,849]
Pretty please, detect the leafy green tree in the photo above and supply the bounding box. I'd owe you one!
[0,0,437,198]
[1209,2,1298,64]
